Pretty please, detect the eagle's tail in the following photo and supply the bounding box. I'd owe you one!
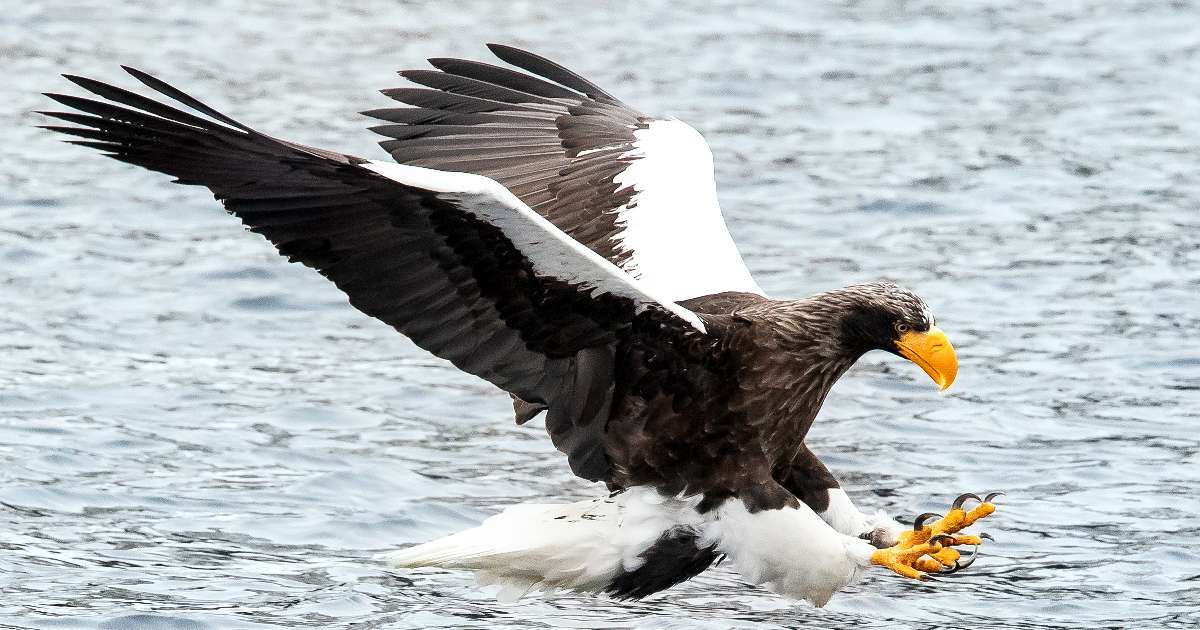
[380,488,711,601]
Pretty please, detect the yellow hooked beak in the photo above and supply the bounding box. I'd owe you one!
[895,326,958,391]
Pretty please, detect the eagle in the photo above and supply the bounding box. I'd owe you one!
[41,44,999,607]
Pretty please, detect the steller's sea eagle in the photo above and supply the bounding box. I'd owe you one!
[40,44,999,607]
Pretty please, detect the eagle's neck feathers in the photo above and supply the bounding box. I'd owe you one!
[732,292,872,461]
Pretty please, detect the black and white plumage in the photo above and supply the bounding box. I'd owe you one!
[41,45,970,607]
[369,44,763,303]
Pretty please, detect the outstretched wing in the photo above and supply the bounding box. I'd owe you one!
[40,69,708,481]
[366,44,765,302]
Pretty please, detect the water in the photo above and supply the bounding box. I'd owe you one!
[3,1,1199,628]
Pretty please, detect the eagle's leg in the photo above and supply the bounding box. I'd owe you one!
[896,492,1001,548]
[870,534,958,579]
[774,445,906,548]
[870,492,1000,580]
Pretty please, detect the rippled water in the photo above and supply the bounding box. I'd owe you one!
[4,1,1199,628]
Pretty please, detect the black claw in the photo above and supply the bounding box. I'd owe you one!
[940,543,980,575]
[914,512,942,530]
[952,492,981,510]
[980,532,996,542]
[958,546,980,570]
[929,533,956,547]
[921,574,941,582]
[984,491,1005,503]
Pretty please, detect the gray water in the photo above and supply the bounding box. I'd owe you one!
[3,1,1199,628]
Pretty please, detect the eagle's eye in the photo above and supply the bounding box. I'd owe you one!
[894,322,911,334]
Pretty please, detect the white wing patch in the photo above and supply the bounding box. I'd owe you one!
[361,161,707,333]
[611,119,765,302]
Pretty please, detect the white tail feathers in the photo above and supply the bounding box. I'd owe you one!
[382,486,874,606]
[381,488,704,601]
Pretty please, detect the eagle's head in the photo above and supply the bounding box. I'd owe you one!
[836,281,959,390]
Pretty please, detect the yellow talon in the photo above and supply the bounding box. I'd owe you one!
[929,546,961,567]
[915,496,998,541]
[941,533,985,546]
[871,540,946,580]
[872,492,1001,580]
[914,556,946,573]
